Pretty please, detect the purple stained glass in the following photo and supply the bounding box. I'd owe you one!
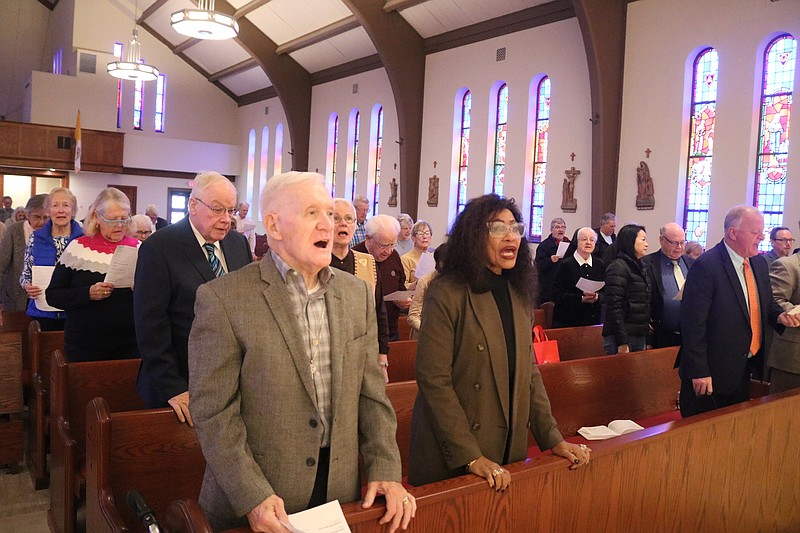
[493,84,508,195]
[330,115,339,195]
[529,77,550,241]
[372,107,383,216]
[755,34,796,251]
[351,111,360,201]
[457,91,471,214]
[133,79,144,130]
[683,48,718,247]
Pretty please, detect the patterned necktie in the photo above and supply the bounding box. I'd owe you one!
[204,243,226,277]
[672,260,685,290]
[742,260,760,355]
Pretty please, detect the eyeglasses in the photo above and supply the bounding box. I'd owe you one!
[134,230,152,237]
[97,213,132,226]
[487,221,525,238]
[661,236,686,247]
[372,239,396,251]
[28,214,49,223]
[773,238,796,244]
[333,214,355,224]
[195,197,236,217]
[414,230,432,237]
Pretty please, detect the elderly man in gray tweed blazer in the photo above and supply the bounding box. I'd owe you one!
[189,172,415,532]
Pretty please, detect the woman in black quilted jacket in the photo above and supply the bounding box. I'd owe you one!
[602,223,651,354]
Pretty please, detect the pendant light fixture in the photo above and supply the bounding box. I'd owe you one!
[107,0,160,81]
[171,0,239,41]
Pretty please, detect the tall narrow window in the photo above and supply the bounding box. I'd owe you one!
[133,78,144,130]
[327,114,339,195]
[492,84,509,196]
[351,111,360,201]
[456,91,471,214]
[372,106,383,216]
[529,77,551,241]
[683,48,719,247]
[259,126,270,221]
[114,43,123,129]
[246,129,256,207]
[52,48,62,75]
[754,34,796,250]
[274,123,284,174]
[155,74,166,132]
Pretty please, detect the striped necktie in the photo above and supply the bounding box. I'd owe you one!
[742,259,760,355]
[204,243,226,277]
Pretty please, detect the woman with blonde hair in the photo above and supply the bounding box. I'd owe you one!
[46,187,140,361]
[20,187,82,330]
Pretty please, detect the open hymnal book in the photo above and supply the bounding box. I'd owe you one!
[577,420,644,440]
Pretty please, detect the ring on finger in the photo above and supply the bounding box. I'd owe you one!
[491,468,503,477]
[579,444,587,451]
[402,496,410,505]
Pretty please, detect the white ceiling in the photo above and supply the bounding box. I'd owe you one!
[136,0,555,100]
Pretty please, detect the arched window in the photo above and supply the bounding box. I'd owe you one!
[456,91,471,214]
[754,34,796,250]
[492,83,508,195]
[529,77,550,240]
[274,123,283,175]
[351,111,360,201]
[246,129,256,207]
[259,126,270,217]
[371,106,384,216]
[326,114,338,195]
[683,48,719,247]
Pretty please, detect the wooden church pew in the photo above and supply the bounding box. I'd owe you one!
[0,331,24,472]
[48,351,144,533]
[387,340,417,383]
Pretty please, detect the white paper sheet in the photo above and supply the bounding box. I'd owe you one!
[788,304,800,316]
[556,240,571,258]
[104,245,139,288]
[384,290,415,302]
[575,277,605,294]
[283,500,352,533]
[413,252,436,279]
[32,265,62,312]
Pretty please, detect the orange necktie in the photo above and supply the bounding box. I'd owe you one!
[743,260,761,355]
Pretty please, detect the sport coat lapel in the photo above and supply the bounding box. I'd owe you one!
[650,251,665,301]
[469,288,510,425]
[260,255,318,408]
[325,274,345,417]
[178,219,215,282]
[716,242,749,321]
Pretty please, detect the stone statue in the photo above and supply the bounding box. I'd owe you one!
[427,174,439,207]
[636,161,655,210]
[388,178,398,207]
[561,166,579,213]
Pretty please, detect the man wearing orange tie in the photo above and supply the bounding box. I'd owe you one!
[678,205,800,417]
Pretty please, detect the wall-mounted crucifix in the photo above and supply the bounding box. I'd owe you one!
[570,152,576,162]
[645,148,652,159]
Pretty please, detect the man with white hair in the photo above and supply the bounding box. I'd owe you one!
[354,214,411,340]
[189,172,415,531]
[349,194,370,247]
[642,222,694,348]
[678,205,800,417]
[233,200,256,253]
[134,172,252,423]
[145,204,168,230]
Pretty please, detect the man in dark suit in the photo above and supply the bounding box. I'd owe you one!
[678,205,800,417]
[134,172,252,423]
[594,212,617,262]
[534,217,569,305]
[145,204,168,230]
[643,222,694,348]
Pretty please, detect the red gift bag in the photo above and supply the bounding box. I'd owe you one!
[532,325,560,364]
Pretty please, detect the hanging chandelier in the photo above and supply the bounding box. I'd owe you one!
[171,0,239,40]
[107,0,160,81]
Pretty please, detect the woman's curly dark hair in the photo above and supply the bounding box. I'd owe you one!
[440,194,537,303]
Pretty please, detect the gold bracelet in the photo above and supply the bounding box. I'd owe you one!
[466,458,478,473]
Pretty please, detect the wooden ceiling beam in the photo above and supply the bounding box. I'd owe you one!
[275,15,361,55]
[173,37,202,54]
[383,0,430,13]
[234,0,274,19]
[137,0,170,24]
[208,58,259,82]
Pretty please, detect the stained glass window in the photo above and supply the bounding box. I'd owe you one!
[754,34,796,251]
[259,126,269,218]
[155,74,166,132]
[328,114,338,195]
[113,43,122,129]
[274,123,283,174]
[456,91,471,214]
[372,106,383,216]
[529,77,550,241]
[133,77,144,130]
[246,129,255,207]
[351,111,360,201]
[492,84,509,196]
[683,48,719,247]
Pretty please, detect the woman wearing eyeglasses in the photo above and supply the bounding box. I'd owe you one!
[408,194,590,489]
[401,220,434,288]
[20,187,83,331]
[46,188,140,362]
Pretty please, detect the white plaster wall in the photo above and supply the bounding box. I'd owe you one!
[308,68,400,217]
[28,71,119,130]
[417,18,591,247]
[619,0,800,246]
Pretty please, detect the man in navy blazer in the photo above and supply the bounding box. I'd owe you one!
[678,205,800,417]
[134,172,252,422]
